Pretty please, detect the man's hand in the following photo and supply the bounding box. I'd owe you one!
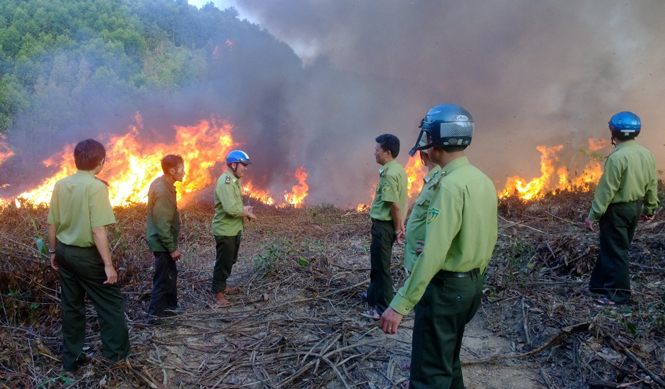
[170,250,182,261]
[50,254,58,271]
[415,240,425,255]
[584,218,595,232]
[378,307,404,335]
[641,214,655,222]
[243,206,257,221]
[103,265,118,285]
[395,229,404,245]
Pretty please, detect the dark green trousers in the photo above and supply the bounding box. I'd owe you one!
[148,251,178,317]
[410,270,483,389]
[212,233,241,293]
[367,220,395,312]
[56,243,130,372]
[589,200,641,303]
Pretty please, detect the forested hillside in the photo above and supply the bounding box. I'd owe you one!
[0,0,289,137]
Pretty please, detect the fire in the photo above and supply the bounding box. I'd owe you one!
[243,182,275,206]
[405,156,427,199]
[499,139,608,201]
[357,156,426,211]
[283,167,308,207]
[213,40,235,60]
[0,114,308,208]
[0,134,14,166]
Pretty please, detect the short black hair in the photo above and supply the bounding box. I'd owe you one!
[74,139,106,170]
[375,134,400,158]
[612,133,637,141]
[443,145,468,152]
[161,154,184,174]
[432,145,468,153]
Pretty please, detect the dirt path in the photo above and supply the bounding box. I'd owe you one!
[370,311,543,389]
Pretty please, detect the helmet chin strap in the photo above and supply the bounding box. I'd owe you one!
[230,162,240,178]
[611,135,616,146]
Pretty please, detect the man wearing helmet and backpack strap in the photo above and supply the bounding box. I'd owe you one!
[584,112,659,306]
[212,150,257,306]
[378,104,498,389]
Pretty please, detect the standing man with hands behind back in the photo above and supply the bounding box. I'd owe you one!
[146,155,185,321]
[212,150,257,306]
[47,139,130,373]
[364,134,408,319]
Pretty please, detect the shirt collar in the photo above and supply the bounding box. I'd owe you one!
[160,175,176,193]
[440,156,469,174]
[75,170,96,178]
[380,159,398,175]
[224,169,239,183]
[423,165,441,183]
[614,139,635,151]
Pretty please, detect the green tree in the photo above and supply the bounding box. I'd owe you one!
[1,26,21,57]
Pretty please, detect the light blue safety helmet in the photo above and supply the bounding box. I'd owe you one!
[609,111,640,139]
[225,150,252,165]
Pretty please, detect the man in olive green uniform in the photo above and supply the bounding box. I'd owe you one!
[365,134,408,318]
[147,155,185,319]
[212,150,257,306]
[584,111,659,305]
[47,139,129,372]
[380,104,498,389]
[404,137,440,273]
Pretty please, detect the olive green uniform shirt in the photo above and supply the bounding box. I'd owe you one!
[391,157,498,315]
[404,166,441,272]
[212,170,244,236]
[588,140,659,221]
[146,175,181,253]
[47,170,116,247]
[369,159,408,221]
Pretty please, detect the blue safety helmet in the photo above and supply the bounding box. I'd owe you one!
[226,150,252,165]
[609,111,640,139]
[409,104,474,156]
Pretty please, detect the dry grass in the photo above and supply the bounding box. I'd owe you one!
[0,187,664,388]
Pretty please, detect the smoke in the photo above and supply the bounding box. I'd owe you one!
[227,0,665,194]
[3,1,665,207]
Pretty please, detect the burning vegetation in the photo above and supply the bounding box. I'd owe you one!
[0,136,663,388]
[0,114,309,209]
[1,184,664,388]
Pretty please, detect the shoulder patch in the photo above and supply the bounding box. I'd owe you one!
[225,176,231,184]
[427,208,440,224]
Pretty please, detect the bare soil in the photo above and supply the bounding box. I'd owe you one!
[1,188,664,388]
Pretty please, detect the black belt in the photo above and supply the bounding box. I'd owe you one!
[435,268,480,279]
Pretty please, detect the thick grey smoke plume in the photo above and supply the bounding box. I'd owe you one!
[226,0,665,201]
[3,1,665,207]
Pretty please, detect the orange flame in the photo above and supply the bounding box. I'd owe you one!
[283,167,308,207]
[357,156,426,211]
[0,134,14,166]
[499,139,608,201]
[0,114,307,208]
[243,181,275,206]
[405,156,427,199]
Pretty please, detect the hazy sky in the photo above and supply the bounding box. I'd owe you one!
[172,1,665,205]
